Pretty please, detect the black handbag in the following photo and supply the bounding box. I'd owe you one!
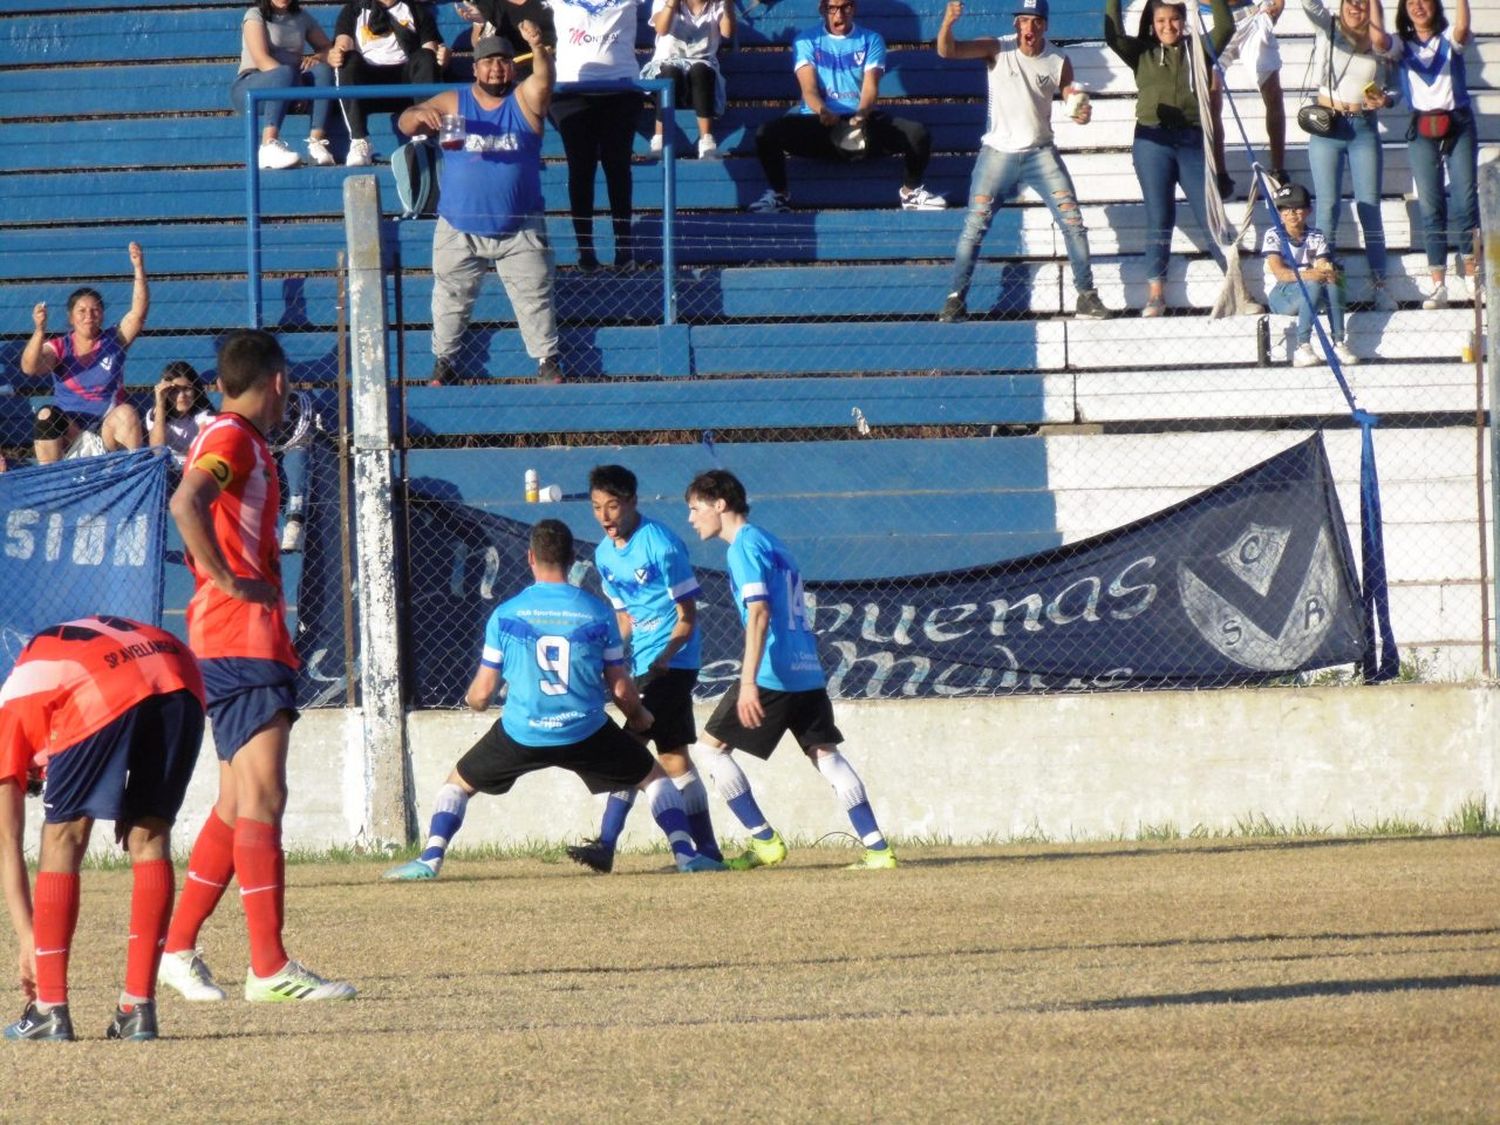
[1298,104,1337,137]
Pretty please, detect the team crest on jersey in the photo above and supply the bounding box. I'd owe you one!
[634,566,653,583]
[100,355,115,371]
[853,50,866,65]
[1038,74,1056,92]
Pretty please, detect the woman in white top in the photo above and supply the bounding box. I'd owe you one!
[146,362,216,466]
[1301,0,1398,309]
[640,0,734,159]
[231,0,336,170]
[1394,0,1477,307]
[549,0,650,270]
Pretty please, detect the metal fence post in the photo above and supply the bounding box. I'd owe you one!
[1481,162,1500,677]
[343,174,413,845]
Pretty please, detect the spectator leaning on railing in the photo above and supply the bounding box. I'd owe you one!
[21,243,149,465]
[640,0,736,160]
[329,0,449,167]
[748,0,947,214]
[232,0,337,170]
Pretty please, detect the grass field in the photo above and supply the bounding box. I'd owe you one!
[6,836,1498,1123]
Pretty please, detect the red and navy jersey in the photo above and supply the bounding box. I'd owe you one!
[182,413,299,668]
[0,616,204,786]
[44,331,128,418]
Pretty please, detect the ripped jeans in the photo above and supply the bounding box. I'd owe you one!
[948,142,1094,299]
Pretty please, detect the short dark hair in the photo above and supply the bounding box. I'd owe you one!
[588,464,637,501]
[66,286,103,315]
[531,518,575,568]
[216,329,286,398]
[1397,0,1446,37]
[685,469,750,515]
[162,360,213,418]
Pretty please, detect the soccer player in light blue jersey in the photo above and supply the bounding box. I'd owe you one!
[384,519,723,880]
[684,469,896,871]
[565,466,723,874]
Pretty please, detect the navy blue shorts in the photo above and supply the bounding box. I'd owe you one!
[41,689,205,825]
[201,657,299,762]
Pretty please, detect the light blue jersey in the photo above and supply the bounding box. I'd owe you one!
[726,524,824,691]
[791,24,886,116]
[595,516,702,677]
[481,581,625,746]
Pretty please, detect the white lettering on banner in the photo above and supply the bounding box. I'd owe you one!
[5,509,149,568]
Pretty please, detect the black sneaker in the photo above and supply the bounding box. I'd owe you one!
[1074,289,1114,319]
[1215,171,1236,200]
[536,356,564,385]
[938,294,967,323]
[106,1001,158,1042]
[565,838,614,874]
[575,249,600,273]
[428,354,459,387]
[3,1002,74,1041]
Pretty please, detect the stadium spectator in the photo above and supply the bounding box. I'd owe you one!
[0,616,205,1042]
[1205,0,1289,198]
[549,0,650,271]
[455,0,556,81]
[1262,181,1359,366]
[565,465,722,874]
[21,242,148,464]
[146,361,216,466]
[399,31,564,386]
[232,0,337,170]
[641,0,735,160]
[329,0,448,167]
[749,0,946,213]
[159,329,356,1005]
[1105,0,1233,316]
[936,0,1113,322]
[684,469,897,871]
[1394,0,1478,308]
[1301,0,1398,310]
[383,518,725,880]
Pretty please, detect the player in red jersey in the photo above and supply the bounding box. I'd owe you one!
[160,329,354,1004]
[0,616,205,1042]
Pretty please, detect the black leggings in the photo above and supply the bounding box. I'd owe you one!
[549,91,645,261]
[337,50,440,140]
[755,111,931,194]
[658,62,716,120]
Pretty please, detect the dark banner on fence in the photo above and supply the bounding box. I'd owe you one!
[301,433,1370,708]
[0,448,168,681]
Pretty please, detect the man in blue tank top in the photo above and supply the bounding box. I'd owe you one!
[398,27,564,386]
[384,519,725,880]
[685,469,898,871]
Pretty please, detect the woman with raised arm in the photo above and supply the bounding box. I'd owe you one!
[1105,0,1233,317]
[1394,0,1477,307]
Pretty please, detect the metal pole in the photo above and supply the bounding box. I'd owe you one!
[658,78,677,326]
[1472,227,1491,678]
[246,91,263,328]
[1480,162,1500,677]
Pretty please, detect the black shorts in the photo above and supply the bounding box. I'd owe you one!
[703,683,843,760]
[455,717,656,796]
[635,666,698,752]
[40,689,205,826]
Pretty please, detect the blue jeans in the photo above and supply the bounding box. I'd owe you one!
[1408,109,1479,269]
[948,143,1095,298]
[1267,278,1346,343]
[1307,114,1387,278]
[1131,124,1225,283]
[231,62,334,132]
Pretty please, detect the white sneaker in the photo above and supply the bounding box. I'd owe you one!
[1333,340,1360,365]
[257,139,301,171]
[1370,283,1398,311]
[748,188,790,213]
[649,132,663,156]
[280,514,305,554]
[697,135,720,160]
[345,138,373,167]
[1420,280,1450,310]
[900,185,947,211]
[158,949,227,1002]
[1292,342,1322,368]
[245,959,357,1002]
[305,137,335,166]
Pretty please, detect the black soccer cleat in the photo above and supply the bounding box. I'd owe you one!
[106,1001,159,1042]
[565,838,615,874]
[4,1002,74,1042]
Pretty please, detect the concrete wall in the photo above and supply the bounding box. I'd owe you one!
[31,685,1493,857]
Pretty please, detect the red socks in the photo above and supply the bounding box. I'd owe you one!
[165,808,235,955]
[234,817,287,978]
[33,872,80,1008]
[124,859,175,1001]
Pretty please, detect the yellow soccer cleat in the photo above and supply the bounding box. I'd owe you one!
[723,829,788,871]
[846,847,898,871]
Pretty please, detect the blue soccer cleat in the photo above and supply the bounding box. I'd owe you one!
[383,858,439,881]
[677,854,727,873]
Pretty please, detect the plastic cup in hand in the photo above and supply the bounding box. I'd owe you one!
[439,114,467,151]
[1065,86,1090,120]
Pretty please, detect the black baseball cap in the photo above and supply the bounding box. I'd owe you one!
[1273,182,1311,210]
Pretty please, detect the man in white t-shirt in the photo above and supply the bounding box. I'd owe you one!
[935,0,1111,321]
[329,0,448,166]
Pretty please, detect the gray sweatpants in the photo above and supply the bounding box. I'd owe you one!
[430,215,559,363]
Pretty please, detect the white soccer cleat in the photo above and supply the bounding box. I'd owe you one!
[158,949,227,1001]
[245,959,357,1002]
